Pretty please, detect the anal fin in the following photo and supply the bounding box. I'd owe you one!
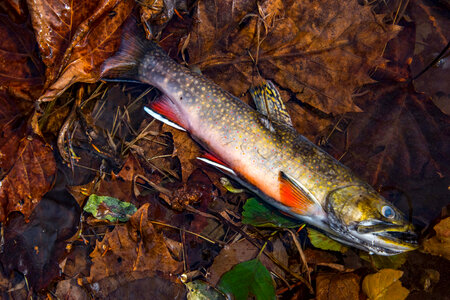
[144,94,188,131]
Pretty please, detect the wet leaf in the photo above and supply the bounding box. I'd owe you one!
[307,228,348,253]
[422,217,450,260]
[0,188,81,290]
[28,0,134,102]
[188,0,399,114]
[0,11,44,100]
[87,203,183,283]
[84,194,137,222]
[316,273,360,300]
[359,252,407,270]
[217,258,276,300]
[409,0,450,115]
[208,238,287,286]
[362,269,409,300]
[184,280,226,300]
[88,274,187,299]
[0,116,56,222]
[242,197,301,228]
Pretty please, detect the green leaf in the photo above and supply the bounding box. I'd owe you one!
[184,280,226,300]
[242,198,301,228]
[362,269,409,300]
[307,228,348,253]
[83,194,137,222]
[359,252,407,270]
[217,259,276,300]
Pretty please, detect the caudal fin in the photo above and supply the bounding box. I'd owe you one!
[100,25,159,80]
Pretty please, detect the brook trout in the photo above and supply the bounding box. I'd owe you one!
[101,33,417,255]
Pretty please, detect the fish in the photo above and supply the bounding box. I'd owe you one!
[101,32,418,256]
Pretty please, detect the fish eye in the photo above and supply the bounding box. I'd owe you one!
[381,206,395,219]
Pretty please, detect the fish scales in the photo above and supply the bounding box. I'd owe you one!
[101,34,418,255]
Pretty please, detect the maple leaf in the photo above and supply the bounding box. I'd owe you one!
[187,0,399,114]
[27,0,134,102]
[323,21,450,225]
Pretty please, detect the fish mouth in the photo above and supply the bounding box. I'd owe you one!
[326,214,418,255]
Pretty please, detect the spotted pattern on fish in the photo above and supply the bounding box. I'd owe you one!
[101,35,417,255]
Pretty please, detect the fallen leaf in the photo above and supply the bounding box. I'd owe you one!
[409,0,450,115]
[242,197,300,228]
[28,0,134,102]
[55,279,89,300]
[0,11,44,100]
[217,258,276,300]
[188,0,399,114]
[84,194,137,222]
[87,203,183,283]
[359,252,408,270]
[0,188,81,290]
[362,269,409,300]
[422,217,450,260]
[0,116,56,222]
[316,272,360,300]
[208,238,287,286]
[307,228,348,253]
[184,280,226,300]
[87,273,186,299]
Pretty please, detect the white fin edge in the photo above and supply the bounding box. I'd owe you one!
[144,107,186,131]
[196,157,237,176]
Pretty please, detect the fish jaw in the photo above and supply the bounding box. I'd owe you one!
[325,185,418,255]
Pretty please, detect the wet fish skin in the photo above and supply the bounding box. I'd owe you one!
[101,33,417,255]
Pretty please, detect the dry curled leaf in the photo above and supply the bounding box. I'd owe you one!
[188,0,399,115]
[27,0,134,102]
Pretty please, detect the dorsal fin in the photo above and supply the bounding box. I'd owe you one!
[249,81,293,126]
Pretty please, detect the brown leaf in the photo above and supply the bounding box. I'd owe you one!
[0,11,44,100]
[409,0,450,115]
[316,272,360,300]
[208,238,287,285]
[0,115,56,222]
[87,203,183,283]
[326,83,450,224]
[86,273,186,299]
[28,0,135,102]
[422,217,450,260]
[0,189,81,290]
[188,0,399,114]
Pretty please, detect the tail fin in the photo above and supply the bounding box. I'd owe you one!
[100,25,159,80]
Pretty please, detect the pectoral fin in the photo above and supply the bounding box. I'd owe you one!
[249,81,293,126]
[279,171,321,215]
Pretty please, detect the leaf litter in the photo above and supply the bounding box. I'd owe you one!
[0,0,449,299]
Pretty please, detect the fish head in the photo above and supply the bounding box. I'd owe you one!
[325,184,418,255]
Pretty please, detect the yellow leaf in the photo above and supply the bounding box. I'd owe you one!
[362,269,409,300]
